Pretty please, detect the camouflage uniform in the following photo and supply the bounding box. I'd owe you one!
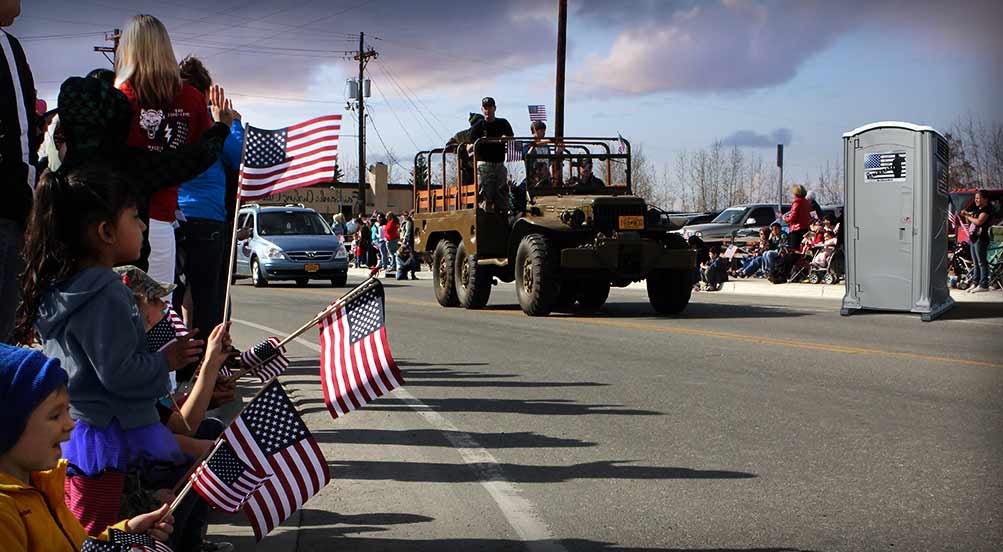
[477,161,509,214]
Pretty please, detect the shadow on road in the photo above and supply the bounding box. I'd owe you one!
[312,428,597,449]
[303,397,662,417]
[326,459,755,483]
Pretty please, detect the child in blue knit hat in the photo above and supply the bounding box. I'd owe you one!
[0,344,173,551]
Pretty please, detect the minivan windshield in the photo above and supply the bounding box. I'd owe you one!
[258,211,333,236]
[711,208,746,224]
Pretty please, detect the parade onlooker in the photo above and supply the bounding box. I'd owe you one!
[331,213,348,236]
[15,165,203,536]
[0,344,176,552]
[700,245,729,291]
[395,245,418,280]
[783,184,811,248]
[175,56,243,377]
[806,189,824,221]
[372,214,386,273]
[116,15,216,292]
[384,211,400,273]
[467,97,513,213]
[963,189,993,293]
[0,2,37,343]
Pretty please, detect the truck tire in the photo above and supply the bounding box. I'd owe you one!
[433,240,460,307]
[577,280,610,313]
[515,234,558,316]
[455,241,491,309]
[646,269,691,314]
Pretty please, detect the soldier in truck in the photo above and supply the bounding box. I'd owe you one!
[467,97,513,213]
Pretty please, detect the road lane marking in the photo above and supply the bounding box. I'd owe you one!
[232,318,567,552]
[275,287,1001,370]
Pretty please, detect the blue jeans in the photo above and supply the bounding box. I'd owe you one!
[740,255,764,276]
[970,237,990,288]
[762,250,780,274]
[385,238,399,271]
[0,219,21,344]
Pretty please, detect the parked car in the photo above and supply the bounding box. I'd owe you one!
[733,203,845,243]
[680,203,788,243]
[234,204,349,287]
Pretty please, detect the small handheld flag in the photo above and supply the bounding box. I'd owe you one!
[240,337,289,382]
[528,104,547,122]
[239,115,342,199]
[318,279,402,419]
[191,441,270,513]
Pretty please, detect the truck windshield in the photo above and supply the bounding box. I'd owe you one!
[258,211,333,236]
[711,208,746,224]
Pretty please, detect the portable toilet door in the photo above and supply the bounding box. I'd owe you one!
[848,129,915,309]
[841,121,953,320]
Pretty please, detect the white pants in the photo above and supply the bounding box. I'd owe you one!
[147,219,176,300]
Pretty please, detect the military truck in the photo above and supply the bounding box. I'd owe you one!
[411,136,695,316]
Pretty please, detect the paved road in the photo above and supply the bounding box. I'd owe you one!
[207,275,1003,552]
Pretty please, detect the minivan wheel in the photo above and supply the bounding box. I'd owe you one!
[251,258,268,288]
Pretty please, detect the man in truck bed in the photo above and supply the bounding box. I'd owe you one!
[467,96,513,213]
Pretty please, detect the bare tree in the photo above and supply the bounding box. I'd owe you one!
[953,115,1003,188]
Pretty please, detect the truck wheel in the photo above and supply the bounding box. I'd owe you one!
[455,241,491,309]
[577,280,610,313]
[433,240,460,307]
[251,258,268,288]
[646,269,691,314]
[515,234,558,316]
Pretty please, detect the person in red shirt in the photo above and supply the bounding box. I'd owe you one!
[783,184,812,248]
[382,212,401,274]
[114,14,220,295]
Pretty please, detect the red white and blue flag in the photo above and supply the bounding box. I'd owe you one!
[528,104,547,122]
[222,380,329,541]
[239,115,341,199]
[240,337,289,382]
[191,441,270,513]
[318,280,402,419]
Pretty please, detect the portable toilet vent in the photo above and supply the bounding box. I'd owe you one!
[840,121,953,321]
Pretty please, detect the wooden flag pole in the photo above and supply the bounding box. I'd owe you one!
[165,439,225,519]
[231,276,378,381]
[223,132,251,324]
[168,393,193,434]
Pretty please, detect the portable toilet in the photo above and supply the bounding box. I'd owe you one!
[840,121,953,321]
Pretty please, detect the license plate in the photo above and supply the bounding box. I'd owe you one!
[304,263,320,273]
[618,215,644,230]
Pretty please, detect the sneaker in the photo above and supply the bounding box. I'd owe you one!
[970,286,989,293]
[200,541,234,552]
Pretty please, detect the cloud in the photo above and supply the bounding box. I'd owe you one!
[581,0,1003,96]
[720,128,792,148]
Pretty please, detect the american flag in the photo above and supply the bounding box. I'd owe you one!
[528,104,547,122]
[240,337,289,382]
[222,380,330,541]
[191,440,270,513]
[864,152,907,181]
[239,115,341,200]
[81,538,129,552]
[616,133,626,154]
[107,528,172,551]
[505,140,523,163]
[318,280,402,419]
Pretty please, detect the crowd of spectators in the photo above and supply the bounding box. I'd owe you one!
[335,210,418,281]
[1,9,253,551]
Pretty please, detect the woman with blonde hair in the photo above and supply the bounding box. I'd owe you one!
[783,184,812,248]
[115,14,232,298]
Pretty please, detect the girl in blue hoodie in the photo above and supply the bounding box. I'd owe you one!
[14,164,204,535]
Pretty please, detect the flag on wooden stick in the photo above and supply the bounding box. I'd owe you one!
[239,115,341,199]
[240,337,289,382]
[222,380,329,541]
[318,280,402,419]
[191,441,270,513]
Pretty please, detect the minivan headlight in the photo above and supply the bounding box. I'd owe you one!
[262,247,286,260]
[335,244,348,258]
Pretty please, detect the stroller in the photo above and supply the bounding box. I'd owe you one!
[807,244,844,284]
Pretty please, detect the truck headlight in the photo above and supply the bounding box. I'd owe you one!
[559,208,586,228]
[262,247,286,260]
[694,231,702,238]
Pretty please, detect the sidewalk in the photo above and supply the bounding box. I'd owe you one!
[349,266,1003,304]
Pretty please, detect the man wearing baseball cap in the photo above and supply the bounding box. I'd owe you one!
[467,97,514,213]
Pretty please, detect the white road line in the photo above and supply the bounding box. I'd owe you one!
[233,318,566,552]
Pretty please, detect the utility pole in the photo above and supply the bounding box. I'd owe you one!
[554,0,567,139]
[777,144,784,215]
[93,28,120,66]
[354,32,378,215]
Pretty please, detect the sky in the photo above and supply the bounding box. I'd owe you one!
[9,0,1003,183]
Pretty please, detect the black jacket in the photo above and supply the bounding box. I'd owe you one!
[0,31,38,228]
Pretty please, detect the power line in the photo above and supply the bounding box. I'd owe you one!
[366,110,409,174]
[377,57,449,129]
[367,74,420,151]
[374,60,444,142]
